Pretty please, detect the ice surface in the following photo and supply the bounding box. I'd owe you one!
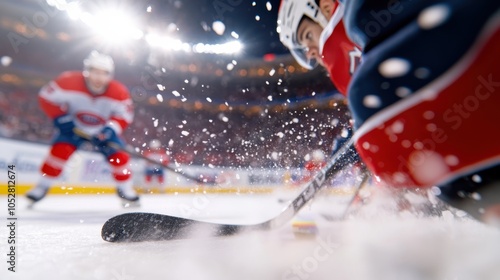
[1,190,499,280]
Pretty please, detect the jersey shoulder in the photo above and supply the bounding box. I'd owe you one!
[52,71,130,101]
[321,21,361,95]
[104,80,130,101]
[54,71,86,91]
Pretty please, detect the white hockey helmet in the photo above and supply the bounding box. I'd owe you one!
[83,51,114,74]
[277,0,329,69]
[149,139,161,149]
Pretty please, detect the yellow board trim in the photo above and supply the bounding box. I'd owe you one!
[1,184,356,195]
[0,184,275,195]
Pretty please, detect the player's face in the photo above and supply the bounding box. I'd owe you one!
[319,0,336,21]
[297,18,325,67]
[85,68,112,94]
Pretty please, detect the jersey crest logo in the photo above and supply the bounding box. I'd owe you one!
[76,112,106,126]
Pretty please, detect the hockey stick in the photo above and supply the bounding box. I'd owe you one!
[318,166,370,221]
[340,168,370,219]
[73,128,215,185]
[101,138,357,242]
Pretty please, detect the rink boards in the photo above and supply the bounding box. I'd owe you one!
[0,137,356,196]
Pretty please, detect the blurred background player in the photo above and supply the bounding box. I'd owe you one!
[143,139,169,193]
[25,51,139,207]
[301,149,327,183]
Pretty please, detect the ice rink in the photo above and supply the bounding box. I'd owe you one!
[1,190,500,280]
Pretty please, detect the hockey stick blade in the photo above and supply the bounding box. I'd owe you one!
[102,139,356,242]
[101,212,262,242]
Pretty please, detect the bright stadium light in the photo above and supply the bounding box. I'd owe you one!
[45,1,241,55]
[224,41,242,54]
[145,34,191,52]
[48,1,144,44]
[146,32,242,55]
[46,0,69,10]
[86,10,144,42]
[65,2,82,20]
[192,41,243,55]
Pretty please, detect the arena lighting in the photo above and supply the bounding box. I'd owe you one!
[46,0,143,44]
[85,10,144,42]
[45,0,69,10]
[45,0,242,55]
[192,41,242,55]
[144,34,191,52]
[147,33,243,55]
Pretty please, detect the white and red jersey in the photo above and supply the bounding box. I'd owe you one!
[305,160,325,173]
[144,149,169,169]
[301,160,326,183]
[319,3,362,96]
[39,71,133,136]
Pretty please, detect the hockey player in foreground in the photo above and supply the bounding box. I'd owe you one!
[26,51,140,207]
[278,0,500,223]
[279,0,361,96]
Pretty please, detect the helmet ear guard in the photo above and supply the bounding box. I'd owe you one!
[277,0,328,69]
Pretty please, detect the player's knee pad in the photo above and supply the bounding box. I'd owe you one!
[41,142,77,177]
[108,151,131,181]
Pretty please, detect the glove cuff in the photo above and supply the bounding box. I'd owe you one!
[54,114,73,124]
[106,120,122,135]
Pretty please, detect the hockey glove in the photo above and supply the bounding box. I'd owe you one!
[91,126,119,147]
[53,114,75,136]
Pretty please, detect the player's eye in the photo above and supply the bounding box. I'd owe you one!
[305,31,313,43]
[299,31,312,48]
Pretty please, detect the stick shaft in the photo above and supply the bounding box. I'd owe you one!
[263,138,356,229]
[73,128,209,184]
[102,138,359,242]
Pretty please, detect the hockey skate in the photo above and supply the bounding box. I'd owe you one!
[25,184,50,208]
[116,182,140,208]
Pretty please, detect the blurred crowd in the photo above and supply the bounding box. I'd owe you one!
[0,88,53,142]
[0,85,350,168]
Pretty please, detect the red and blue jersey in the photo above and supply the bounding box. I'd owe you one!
[319,2,362,96]
[345,0,500,188]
